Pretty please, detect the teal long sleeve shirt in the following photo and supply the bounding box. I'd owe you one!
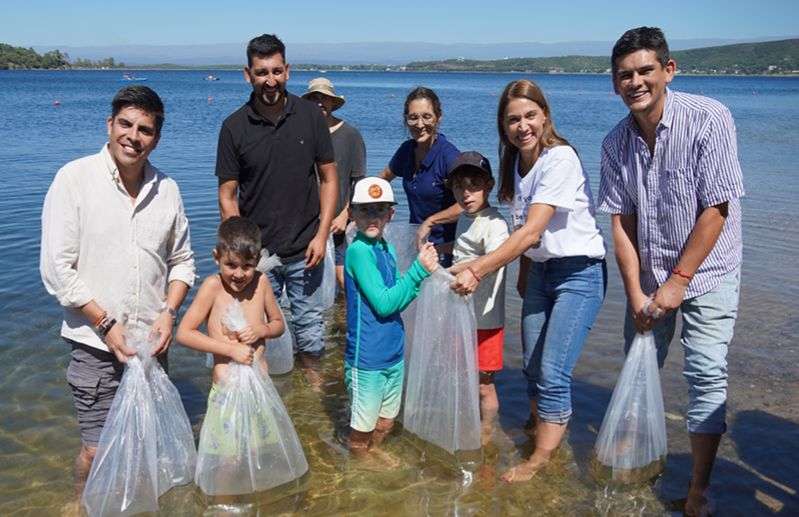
[344,232,430,369]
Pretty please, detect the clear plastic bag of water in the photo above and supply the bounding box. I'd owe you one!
[261,255,294,375]
[382,221,421,359]
[319,234,337,310]
[383,221,420,273]
[82,327,196,516]
[195,301,308,495]
[592,332,667,483]
[403,269,481,454]
[265,305,294,375]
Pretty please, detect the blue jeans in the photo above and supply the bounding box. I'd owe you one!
[624,267,740,434]
[266,257,325,356]
[522,256,607,423]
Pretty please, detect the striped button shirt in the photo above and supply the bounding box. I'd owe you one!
[597,89,745,298]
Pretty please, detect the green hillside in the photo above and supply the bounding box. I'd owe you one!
[0,44,68,69]
[405,39,799,75]
[675,39,799,74]
[2,38,797,74]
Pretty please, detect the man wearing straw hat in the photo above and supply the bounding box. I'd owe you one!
[303,77,366,289]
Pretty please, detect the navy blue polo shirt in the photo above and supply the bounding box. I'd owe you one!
[388,133,460,244]
[216,93,335,261]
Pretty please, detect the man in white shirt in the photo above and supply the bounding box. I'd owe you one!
[40,85,195,499]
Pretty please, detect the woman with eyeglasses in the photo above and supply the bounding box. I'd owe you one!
[379,87,461,266]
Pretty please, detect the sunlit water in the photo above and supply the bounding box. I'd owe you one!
[0,70,797,515]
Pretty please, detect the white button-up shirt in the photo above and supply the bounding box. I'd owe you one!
[40,145,196,352]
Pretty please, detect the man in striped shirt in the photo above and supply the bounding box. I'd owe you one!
[598,27,744,516]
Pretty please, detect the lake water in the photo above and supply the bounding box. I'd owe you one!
[0,69,797,515]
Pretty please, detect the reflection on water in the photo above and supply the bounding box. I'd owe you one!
[0,71,797,514]
[1,275,797,515]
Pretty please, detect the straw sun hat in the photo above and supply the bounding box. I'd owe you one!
[302,77,346,111]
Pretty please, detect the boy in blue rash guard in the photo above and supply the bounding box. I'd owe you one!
[344,177,439,464]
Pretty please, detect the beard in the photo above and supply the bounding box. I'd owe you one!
[259,86,284,106]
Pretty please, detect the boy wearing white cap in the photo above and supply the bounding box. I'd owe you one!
[303,77,366,288]
[343,177,438,465]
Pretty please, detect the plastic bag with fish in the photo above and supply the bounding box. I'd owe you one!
[195,301,308,495]
[592,332,667,483]
[82,327,196,516]
[403,269,481,454]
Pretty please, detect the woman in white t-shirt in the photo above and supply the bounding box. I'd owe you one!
[451,79,606,482]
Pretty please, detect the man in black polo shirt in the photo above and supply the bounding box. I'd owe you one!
[216,34,338,362]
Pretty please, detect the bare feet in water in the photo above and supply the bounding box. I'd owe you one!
[297,352,324,392]
[500,454,549,483]
[684,488,714,517]
[352,448,402,471]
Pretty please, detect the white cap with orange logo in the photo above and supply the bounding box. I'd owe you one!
[351,177,396,205]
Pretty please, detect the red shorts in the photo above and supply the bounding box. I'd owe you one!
[477,327,504,372]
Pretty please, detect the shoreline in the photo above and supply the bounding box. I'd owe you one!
[3,67,798,77]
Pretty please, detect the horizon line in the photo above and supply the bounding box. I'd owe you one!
[24,35,799,49]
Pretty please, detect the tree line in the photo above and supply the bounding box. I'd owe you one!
[3,38,797,75]
[405,39,799,75]
[0,43,124,70]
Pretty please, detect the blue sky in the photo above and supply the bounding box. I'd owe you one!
[3,0,797,46]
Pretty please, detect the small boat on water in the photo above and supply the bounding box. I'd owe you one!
[122,73,147,81]
[204,74,220,81]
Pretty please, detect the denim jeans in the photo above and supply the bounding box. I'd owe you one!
[522,256,607,423]
[623,267,740,434]
[266,257,325,356]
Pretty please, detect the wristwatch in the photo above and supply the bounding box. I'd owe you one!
[163,306,177,319]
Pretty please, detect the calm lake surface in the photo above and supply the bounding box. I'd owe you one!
[0,70,797,515]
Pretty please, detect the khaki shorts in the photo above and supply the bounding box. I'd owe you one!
[65,339,167,446]
[65,340,124,446]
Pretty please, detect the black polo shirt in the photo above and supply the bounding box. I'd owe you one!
[216,92,335,261]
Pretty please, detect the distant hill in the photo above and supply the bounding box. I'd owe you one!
[404,39,799,75]
[675,39,799,74]
[32,36,794,66]
[6,38,798,75]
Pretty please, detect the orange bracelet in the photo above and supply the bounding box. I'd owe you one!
[92,310,108,327]
[466,266,482,282]
[672,267,694,281]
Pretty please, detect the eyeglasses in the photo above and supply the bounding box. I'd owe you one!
[353,204,391,216]
[405,113,436,124]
